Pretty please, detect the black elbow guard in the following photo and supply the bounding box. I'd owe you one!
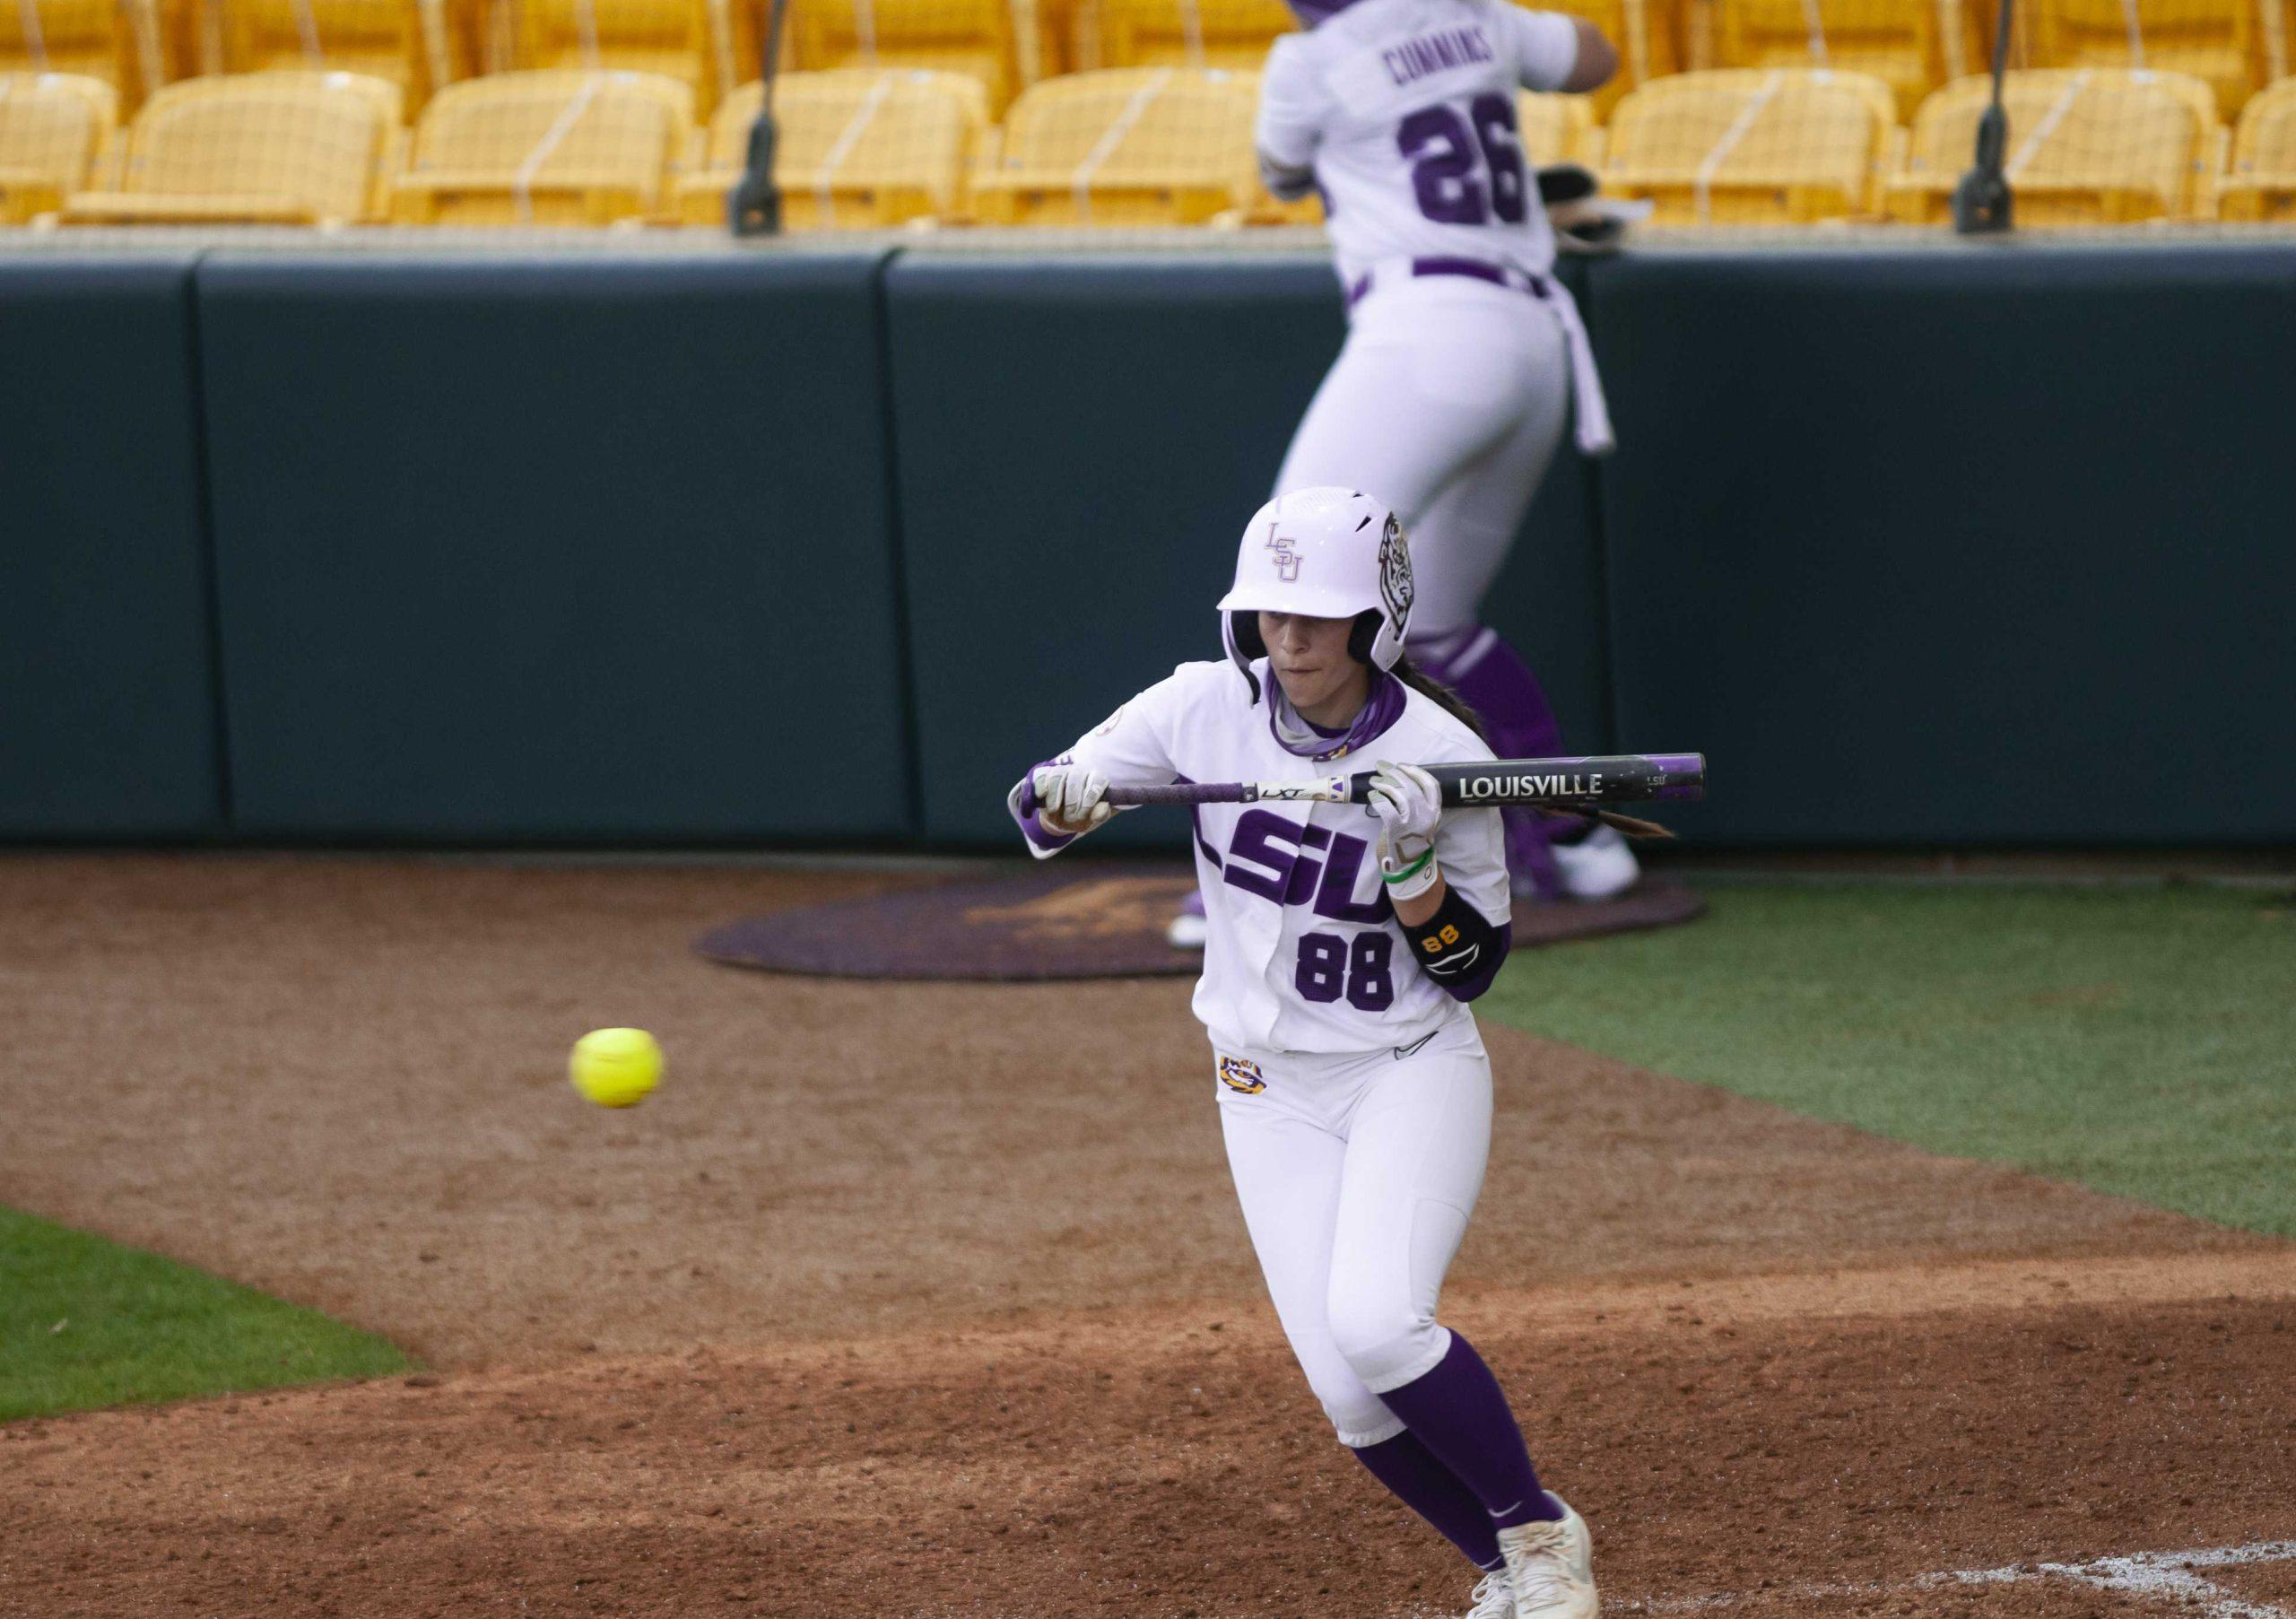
[1402,887,1510,1000]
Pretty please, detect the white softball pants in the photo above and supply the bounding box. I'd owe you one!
[1275,277,1575,644]
[1216,1022,1493,1447]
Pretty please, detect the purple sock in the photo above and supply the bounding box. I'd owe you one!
[1413,628,1569,897]
[1375,1332,1561,1531]
[1352,1430,1504,1571]
[1411,627,1564,762]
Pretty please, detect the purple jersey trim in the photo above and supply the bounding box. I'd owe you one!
[1175,774,1223,868]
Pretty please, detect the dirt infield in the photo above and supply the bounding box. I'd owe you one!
[2,857,2291,1617]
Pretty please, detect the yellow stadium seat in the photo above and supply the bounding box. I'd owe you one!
[2029,0,2264,118]
[674,67,984,224]
[1602,66,1894,222]
[154,0,197,79]
[2220,72,2296,215]
[1,0,166,110]
[1028,0,1083,75]
[506,0,732,116]
[0,71,114,219]
[57,68,395,222]
[215,0,456,110]
[1532,0,1675,119]
[1520,87,1597,163]
[1095,0,1294,70]
[415,0,487,83]
[785,0,1021,113]
[1711,0,1967,118]
[1884,68,2219,223]
[972,64,1254,223]
[390,66,690,222]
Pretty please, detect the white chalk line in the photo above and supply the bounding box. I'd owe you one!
[1609,1537,2296,1616]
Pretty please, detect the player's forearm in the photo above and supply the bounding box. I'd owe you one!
[1556,18,1618,92]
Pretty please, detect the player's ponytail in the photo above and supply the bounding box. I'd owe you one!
[1390,655,1493,750]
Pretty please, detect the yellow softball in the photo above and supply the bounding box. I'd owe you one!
[569,1027,663,1109]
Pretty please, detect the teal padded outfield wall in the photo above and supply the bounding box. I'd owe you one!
[1,241,2291,847]
[0,257,223,837]
[1590,244,2296,847]
[194,252,910,840]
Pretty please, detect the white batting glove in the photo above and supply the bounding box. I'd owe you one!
[1032,763,1117,837]
[1368,762,1444,901]
[1368,761,1442,844]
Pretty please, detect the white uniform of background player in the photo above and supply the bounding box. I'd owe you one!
[1011,490,1598,1619]
[1258,0,1637,906]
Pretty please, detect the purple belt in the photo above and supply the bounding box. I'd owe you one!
[1345,257,1551,309]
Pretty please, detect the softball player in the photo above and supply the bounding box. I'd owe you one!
[1263,0,1631,907]
[1009,488,1597,1619]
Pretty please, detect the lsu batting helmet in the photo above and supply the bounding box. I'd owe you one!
[1218,487,1414,700]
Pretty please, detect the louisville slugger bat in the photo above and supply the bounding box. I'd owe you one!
[1101,753,1705,810]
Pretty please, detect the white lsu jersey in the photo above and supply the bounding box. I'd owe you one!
[1017,660,1510,1058]
[1257,0,1582,287]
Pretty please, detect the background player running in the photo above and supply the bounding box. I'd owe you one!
[1161,0,1628,952]
[1010,488,1598,1619]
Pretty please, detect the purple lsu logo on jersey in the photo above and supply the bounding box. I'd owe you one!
[1219,809,1389,922]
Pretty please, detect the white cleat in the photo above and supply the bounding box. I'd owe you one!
[1552,823,1639,901]
[1165,899,1208,949]
[1497,1495,1598,1619]
[1463,1568,1517,1619]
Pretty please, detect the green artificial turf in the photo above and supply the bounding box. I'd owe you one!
[1480,882,2296,1235]
[0,1206,410,1422]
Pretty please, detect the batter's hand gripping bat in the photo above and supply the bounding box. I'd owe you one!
[1101,753,1706,840]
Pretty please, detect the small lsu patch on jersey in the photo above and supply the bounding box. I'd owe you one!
[1218,1055,1268,1093]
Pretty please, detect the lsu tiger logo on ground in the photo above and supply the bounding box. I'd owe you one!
[1218,1055,1266,1094]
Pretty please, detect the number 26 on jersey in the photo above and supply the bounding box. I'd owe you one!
[1397,92,1527,225]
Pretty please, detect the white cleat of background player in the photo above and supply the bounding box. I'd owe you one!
[1550,822,1639,900]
